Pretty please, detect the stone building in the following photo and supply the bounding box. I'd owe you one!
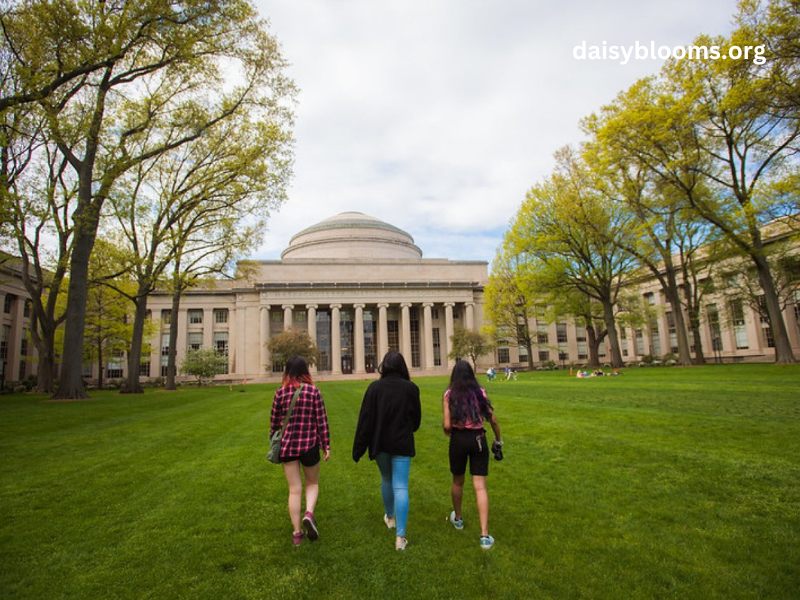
[144,211,489,381]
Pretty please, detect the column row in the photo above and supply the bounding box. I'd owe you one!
[259,301,476,375]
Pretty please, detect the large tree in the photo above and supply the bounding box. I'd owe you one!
[593,25,799,363]
[508,147,640,368]
[1,0,296,398]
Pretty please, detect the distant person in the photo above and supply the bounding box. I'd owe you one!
[486,367,496,381]
[353,350,421,551]
[442,360,503,550]
[504,366,512,380]
[269,356,331,546]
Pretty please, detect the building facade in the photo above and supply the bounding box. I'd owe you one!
[144,212,488,382]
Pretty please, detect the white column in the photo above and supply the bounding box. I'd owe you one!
[282,304,294,331]
[201,308,212,348]
[354,303,365,374]
[465,302,475,330]
[378,303,389,360]
[423,302,435,370]
[445,302,455,368]
[260,305,271,375]
[331,304,342,375]
[401,302,412,361]
[306,304,318,373]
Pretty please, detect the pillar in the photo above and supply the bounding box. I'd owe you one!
[465,302,475,330]
[306,304,318,373]
[354,303,365,374]
[401,302,412,361]
[378,303,389,361]
[331,304,342,375]
[423,302,434,370]
[260,305,271,375]
[283,304,294,331]
[445,302,455,368]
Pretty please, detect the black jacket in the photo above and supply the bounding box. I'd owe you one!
[352,373,421,462]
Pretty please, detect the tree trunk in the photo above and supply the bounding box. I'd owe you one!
[602,300,625,368]
[53,226,96,400]
[687,308,707,365]
[662,270,694,366]
[165,289,182,390]
[753,252,796,363]
[586,325,600,367]
[123,286,149,394]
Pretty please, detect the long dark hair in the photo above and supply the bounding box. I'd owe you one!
[378,350,410,380]
[282,355,314,389]
[447,360,493,425]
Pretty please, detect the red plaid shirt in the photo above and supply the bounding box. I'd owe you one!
[270,383,330,458]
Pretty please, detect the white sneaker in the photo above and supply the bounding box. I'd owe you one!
[449,510,464,530]
[384,514,396,529]
[480,535,495,550]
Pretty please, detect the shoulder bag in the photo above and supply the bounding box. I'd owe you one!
[267,385,302,464]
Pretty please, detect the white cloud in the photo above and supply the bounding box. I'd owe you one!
[253,0,739,262]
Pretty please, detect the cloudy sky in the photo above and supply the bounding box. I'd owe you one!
[251,0,740,264]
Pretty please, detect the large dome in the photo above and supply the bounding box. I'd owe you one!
[281,212,423,260]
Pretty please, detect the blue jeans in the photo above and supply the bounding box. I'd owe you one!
[375,453,411,537]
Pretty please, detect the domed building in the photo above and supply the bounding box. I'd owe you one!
[144,212,489,381]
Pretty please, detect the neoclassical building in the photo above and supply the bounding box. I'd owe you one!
[144,212,489,381]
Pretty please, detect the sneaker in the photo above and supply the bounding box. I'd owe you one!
[383,514,396,529]
[303,511,319,541]
[292,531,304,546]
[480,535,495,550]
[449,510,464,530]
[395,537,408,551]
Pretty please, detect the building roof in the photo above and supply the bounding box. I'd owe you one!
[281,212,423,260]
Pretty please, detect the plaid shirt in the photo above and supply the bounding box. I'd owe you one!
[270,383,330,458]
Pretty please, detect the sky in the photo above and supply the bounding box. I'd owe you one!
[250,0,741,264]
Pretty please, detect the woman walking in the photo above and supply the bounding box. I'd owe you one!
[353,350,421,551]
[270,356,331,546]
[442,360,502,549]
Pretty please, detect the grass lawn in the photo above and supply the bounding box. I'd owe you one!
[1,364,799,599]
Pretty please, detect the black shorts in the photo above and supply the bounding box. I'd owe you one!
[449,428,489,477]
[280,446,321,467]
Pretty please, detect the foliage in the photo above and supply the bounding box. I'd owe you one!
[179,347,228,385]
[448,325,494,369]
[266,328,319,370]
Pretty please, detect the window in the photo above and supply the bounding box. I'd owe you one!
[729,300,749,350]
[536,321,548,345]
[3,294,14,313]
[556,322,568,360]
[706,304,722,352]
[497,347,510,364]
[538,349,550,363]
[139,357,151,377]
[161,333,170,377]
[409,308,420,368]
[649,315,661,355]
[519,345,530,363]
[188,309,203,324]
[667,311,678,353]
[214,309,228,324]
[161,310,171,325]
[214,331,229,374]
[24,300,32,319]
[756,296,774,348]
[187,332,203,351]
[19,332,28,380]
[635,329,645,356]
[432,328,442,367]
[106,351,124,379]
[0,324,9,362]
[432,308,440,320]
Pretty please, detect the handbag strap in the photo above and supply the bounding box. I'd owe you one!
[279,385,302,436]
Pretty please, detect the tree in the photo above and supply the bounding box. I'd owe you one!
[1,0,296,399]
[448,325,494,370]
[592,25,799,363]
[483,245,538,367]
[267,328,319,372]
[180,347,227,386]
[508,147,640,368]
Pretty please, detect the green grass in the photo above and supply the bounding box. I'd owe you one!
[2,364,799,599]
